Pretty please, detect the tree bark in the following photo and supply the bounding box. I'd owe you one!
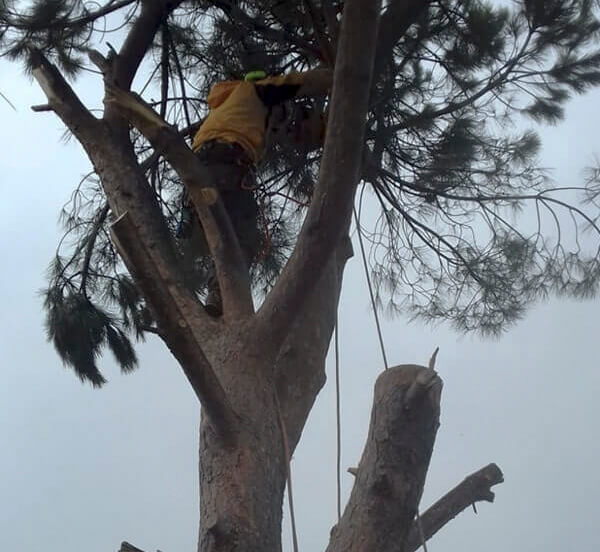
[404,463,504,552]
[194,337,286,552]
[255,0,382,354]
[276,234,353,449]
[326,365,442,552]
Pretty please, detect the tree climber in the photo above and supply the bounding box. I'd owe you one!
[179,68,332,316]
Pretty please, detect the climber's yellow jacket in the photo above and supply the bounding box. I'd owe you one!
[191,69,332,163]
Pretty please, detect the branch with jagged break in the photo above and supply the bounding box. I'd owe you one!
[29,49,100,144]
[104,81,254,319]
[110,212,240,443]
[326,364,442,552]
[405,463,504,552]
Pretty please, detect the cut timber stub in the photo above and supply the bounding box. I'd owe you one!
[326,364,442,552]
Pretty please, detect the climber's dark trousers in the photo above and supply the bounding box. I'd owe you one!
[193,141,261,315]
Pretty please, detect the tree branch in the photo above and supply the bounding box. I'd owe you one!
[80,203,110,296]
[326,364,442,552]
[374,0,433,76]
[209,0,322,59]
[29,49,100,143]
[113,0,184,90]
[255,0,382,353]
[30,53,238,442]
[405,463,504,552]
[104,84,254,319]
[275,234,353,450]
[110,212,239,443]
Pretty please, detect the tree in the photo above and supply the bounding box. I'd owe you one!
[1,0,599,550]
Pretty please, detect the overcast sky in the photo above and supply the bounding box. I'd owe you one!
[1,43,599,552]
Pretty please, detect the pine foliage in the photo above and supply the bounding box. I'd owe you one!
[3,0,600,381]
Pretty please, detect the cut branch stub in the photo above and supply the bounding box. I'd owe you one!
[326,364,442,552]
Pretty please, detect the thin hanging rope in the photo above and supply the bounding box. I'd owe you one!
[416,511,429,552]
[334,317,342,521]
[353,206,389,370]
[274,394,299,552]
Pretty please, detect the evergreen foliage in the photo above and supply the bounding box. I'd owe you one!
[3,0,600,383]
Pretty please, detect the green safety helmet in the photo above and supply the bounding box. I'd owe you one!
[244,70,267,82]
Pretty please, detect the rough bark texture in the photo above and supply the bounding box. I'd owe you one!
[197,353,286,552]
[326,365,442,552]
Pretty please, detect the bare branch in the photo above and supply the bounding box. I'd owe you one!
[375,0,433,75]
[405,463,504,552]
[255,0,382,352]
[29,49,100,142]
[113,0,184,90]
[30,103,52,112]
[326,364,442,552]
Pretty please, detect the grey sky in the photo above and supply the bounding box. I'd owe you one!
[1,49,599,552]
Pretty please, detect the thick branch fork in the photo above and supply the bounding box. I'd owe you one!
[110,212,239,442]
[30,50,239,443]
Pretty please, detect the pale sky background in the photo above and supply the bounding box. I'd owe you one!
[1,29,600,552]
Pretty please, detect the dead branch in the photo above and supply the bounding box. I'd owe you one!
[405,463,504,552]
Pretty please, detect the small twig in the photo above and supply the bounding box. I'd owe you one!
[31,103,53,112]
[80,203,110,297]
[428,347,439,370]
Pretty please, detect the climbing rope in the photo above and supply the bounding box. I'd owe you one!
[350,203,428,552]
[274,392,300,552]
[353,205,389,371]
[334,316,342,521]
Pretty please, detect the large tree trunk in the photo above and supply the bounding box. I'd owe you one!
[198,373,286,552]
